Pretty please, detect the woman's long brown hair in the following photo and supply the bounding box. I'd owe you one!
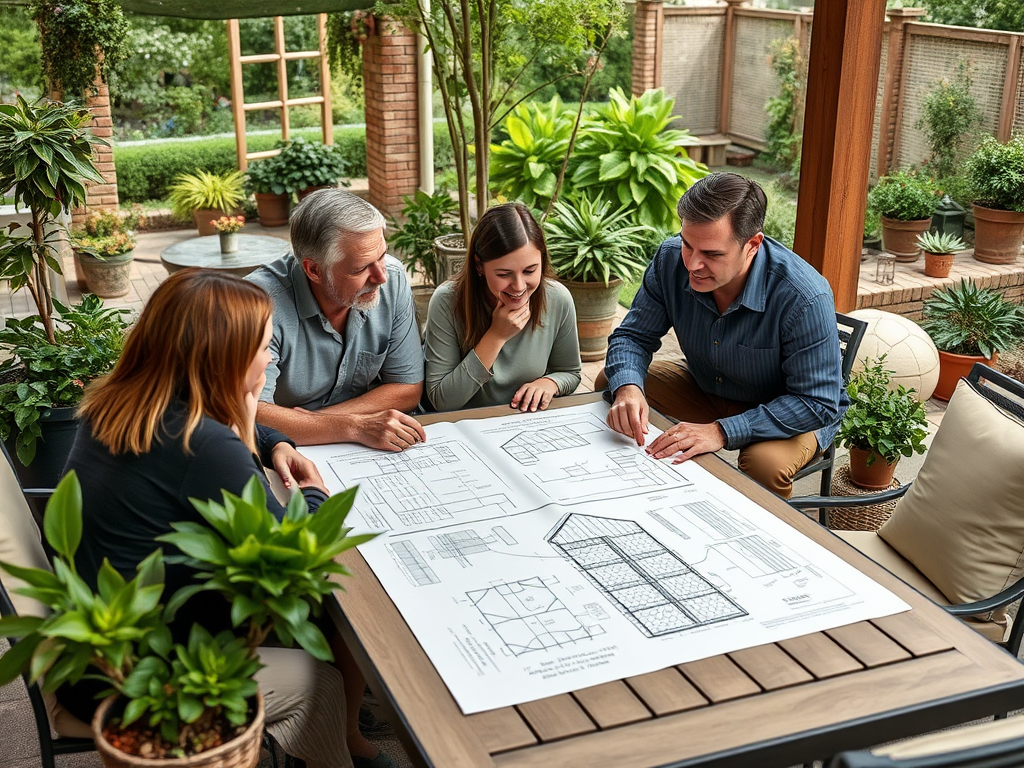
[454,202,555,353]
[78,269,272,456]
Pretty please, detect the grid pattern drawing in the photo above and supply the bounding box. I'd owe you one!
[547,514,746,637]
[468,578,604,656]
[388,540,440,587]
[501,425,591,465]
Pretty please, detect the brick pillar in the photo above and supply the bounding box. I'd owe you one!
[73,77,118,223]
[631,0,663,96]
[876,7,927,177]
[363,17,420,218]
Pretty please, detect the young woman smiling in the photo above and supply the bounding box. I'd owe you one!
[423,202,582,412]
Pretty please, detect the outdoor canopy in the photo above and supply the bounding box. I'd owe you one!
[112,0,372,19]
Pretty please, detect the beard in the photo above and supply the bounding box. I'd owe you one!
[321,269,381,311]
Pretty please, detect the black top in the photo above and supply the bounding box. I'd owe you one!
[56,401,327,721]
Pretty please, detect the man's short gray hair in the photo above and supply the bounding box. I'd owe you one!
[290,188,386,268]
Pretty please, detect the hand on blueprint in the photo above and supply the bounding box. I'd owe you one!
[606,384,649,446]
[271,442,327,492]
[511,377,558,412]
[357,409,427,452]
[647,421,726,463]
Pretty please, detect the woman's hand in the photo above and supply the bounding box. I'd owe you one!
[489,297,531,342]
[271,442,328,494]
[511,377,559,412]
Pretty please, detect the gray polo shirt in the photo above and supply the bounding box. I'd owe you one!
[247,253,423,410]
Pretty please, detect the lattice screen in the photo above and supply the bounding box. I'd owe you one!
[661,13,725,135]
[868,30,890,182]
[729,16,794,144]
[1013,46,1024,137]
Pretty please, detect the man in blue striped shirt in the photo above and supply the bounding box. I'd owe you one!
[601,173,847,498]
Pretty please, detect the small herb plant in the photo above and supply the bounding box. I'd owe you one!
[836,356,929,466]
[211,215,245,234]
[388,189,460,286]
[0,296,128,465]
[921,279,1024,358]
[867,170,939,222]
[965,135,1024,213]
[916,230,966,255]
[167,170,245,220]
[0,473,374,759]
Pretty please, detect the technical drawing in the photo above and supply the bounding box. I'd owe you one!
[525,448,689,502]
[723,536,800,577]
[501,424,592,465]
[429,529,492,567]
[388,540,440,586]
[467,577,604,656]
[547,513,745,637]
[672,500,755,540]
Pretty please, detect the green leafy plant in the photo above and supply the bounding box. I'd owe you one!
[921,279,1024,358]
[867,169,939,222]
[863,207,881,241]
[167,170,245,220]
[571,88,708,230]
[916,230,966,255]
[0,295,128,465]
[0,97,106,343]
[762,180,797,250]
[0,473,373,759]
[764,37,803,177]
[273,137,351,197]
[965,135,1024,213]
[544,197,654,284]
[915,62,983,181]
[70,208,142,259]
[244,155,288,196]
[388,189,459,287]
[836,356,928,466]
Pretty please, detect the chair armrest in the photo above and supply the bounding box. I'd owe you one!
[788,483,911,510]
[943,575,1024,616]
[21,488,54,499]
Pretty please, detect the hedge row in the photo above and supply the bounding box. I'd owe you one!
[114,123,455,203]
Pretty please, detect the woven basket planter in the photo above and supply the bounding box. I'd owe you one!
[827,464,901,531]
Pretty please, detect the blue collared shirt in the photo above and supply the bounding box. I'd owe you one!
[605,235,848,451]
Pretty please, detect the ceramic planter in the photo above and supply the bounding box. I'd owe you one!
[93,693,265,768]
[434,233,466,285]
[219,232,239,254]
[254,192,289,227]
[972,204,1024,264]
[934,349,997,401]
[923,251,954,278]
[193,208,227,237]
[848,447,898,490]
[559,278,623,362]
[79,250,134,298]
[880,216,931,262]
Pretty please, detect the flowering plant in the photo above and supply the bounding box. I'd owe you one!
[71,207,142,259]
[212,215,245,234]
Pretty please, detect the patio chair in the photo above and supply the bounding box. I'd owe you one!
[790,363,1024,656]
[791,312,868,515]
[828,715,1024,767]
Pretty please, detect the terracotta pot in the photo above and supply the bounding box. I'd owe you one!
[79,250,134,298]
[934,349,997,401]
[923,251,954,278]
[193,208,227,237]
[297,185,333,201]
[972,204,1024,264]
[880,216,932,262]
[847,447,898,490]
[93,692,264,768]
[254,192,289,227]
[559,278,623,362]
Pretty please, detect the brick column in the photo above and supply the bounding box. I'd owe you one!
[75,77,118,223]
[363,17,420,218]
[876,7,927,177]
[631,0,663,95]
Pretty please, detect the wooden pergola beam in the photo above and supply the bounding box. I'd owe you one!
[793,0,887,312]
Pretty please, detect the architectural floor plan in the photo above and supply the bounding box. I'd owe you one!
[303,401,909,714]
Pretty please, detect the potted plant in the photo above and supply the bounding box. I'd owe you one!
[244,156,289,227]
[168,170,245,236]
[964,135,1024,264]
[70,208,142,298]
[275,137,350,201]
[543,197,653,361]
[211,215,245,254]
[0,472,373,766]
[916,230,966,279]
[921,279,1024,401]
[836,356,928,489]
[862,207,882,254]
[867,170,940,262]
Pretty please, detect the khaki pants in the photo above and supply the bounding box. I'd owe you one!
[603,361,818,499]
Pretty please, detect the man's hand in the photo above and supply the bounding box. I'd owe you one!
[270,442,328,494]
[647,421,726,464]
[354,409,427,452]
[489,297,531,342]
[511,377,558,412]
[607,384,649,447]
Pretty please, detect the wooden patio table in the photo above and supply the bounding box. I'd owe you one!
[327,393,1024,768]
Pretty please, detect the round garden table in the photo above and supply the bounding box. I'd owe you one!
[160,234,291,277]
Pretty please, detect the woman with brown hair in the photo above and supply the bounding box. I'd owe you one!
[58,269,390,768]
[423,202,582,411]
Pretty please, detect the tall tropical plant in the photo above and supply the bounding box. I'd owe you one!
[0,97,105,344]
[570,88,708,230]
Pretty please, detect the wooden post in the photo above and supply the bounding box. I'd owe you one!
[998,36,1021,142]
[319,14,334,146]
[719,0,746,136]
[227,19,247,171]
[877,7,926,177]
[275,16,290,143]
[793,0,887,312]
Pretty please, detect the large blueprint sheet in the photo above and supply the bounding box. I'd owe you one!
[303,402,909,714]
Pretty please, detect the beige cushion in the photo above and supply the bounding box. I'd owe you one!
[878,379,1024,624]
[874,715,1024,759]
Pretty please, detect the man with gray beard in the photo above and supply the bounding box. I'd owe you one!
[247,189,425,451]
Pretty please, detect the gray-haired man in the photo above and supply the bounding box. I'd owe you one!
[247,189,426,451]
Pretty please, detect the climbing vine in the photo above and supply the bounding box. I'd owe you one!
[764,36,803,178]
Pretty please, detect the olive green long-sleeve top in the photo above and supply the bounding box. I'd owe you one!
[423,279,582,411]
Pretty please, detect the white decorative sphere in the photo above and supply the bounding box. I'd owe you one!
[848,309,939,401]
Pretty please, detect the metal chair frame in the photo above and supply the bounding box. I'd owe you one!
[828,728,1024,767]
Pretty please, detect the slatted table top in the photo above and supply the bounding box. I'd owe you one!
[329,394,1024,768]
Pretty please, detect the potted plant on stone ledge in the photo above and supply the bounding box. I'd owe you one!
[0,473,374,767]
[964,135,1024,264]
[835,355,929,490]
[867,169,940,263]
[916,230,966,279]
